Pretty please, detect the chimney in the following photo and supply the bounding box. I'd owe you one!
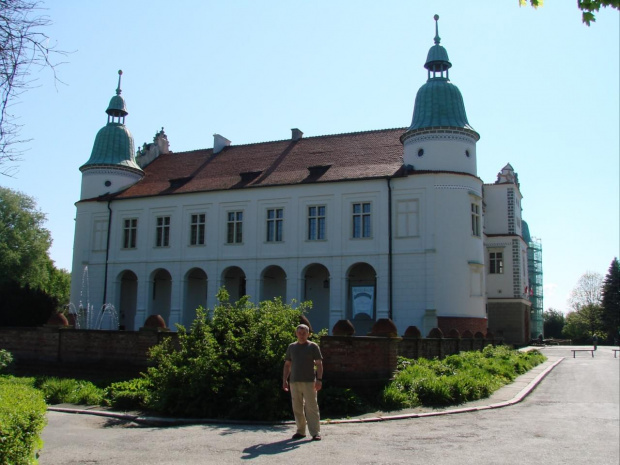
[213,134,231,154]
[291,128,303,141]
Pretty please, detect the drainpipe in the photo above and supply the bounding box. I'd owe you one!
[102,199,112,308]
[387,177,393,320]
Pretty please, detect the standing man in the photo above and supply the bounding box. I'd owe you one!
[282,324,323,441]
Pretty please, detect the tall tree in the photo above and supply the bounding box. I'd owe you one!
[569,271,603,312]
[522,0,620,25]
[0,186,52,288]
[1,0,66,175]
[601,257,620,342]
[543,308,565,339]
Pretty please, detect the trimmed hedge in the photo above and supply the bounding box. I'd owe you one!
[0,376,48,464]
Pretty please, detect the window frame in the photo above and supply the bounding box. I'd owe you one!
[471,202,481,237]
[226,210,243,244]
[155,215,171,247]
[489,251,504,274]
[307,205,326,241]
[122,218,138,250]
[266,208,284,243]
[92,219,108,251]
[190,213,206,246]
[352,202,372,239]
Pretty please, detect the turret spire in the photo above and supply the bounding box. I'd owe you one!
[433,14,440,45]
[402,16,477,135]
[106,70,128,122]
[116,70,123,96]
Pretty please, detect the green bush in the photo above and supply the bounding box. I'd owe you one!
[0,349,13,373]
[104,377,152,410]
[380,346,546,409]
[319,386,366,418]
[0,377,48,464]
[143,290,311,420]
[35,377,104,405]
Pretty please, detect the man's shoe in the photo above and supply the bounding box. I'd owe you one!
[312,435,322,441]
[292,433,306,440]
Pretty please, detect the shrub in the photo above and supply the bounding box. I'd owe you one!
[35,377,104,405]
[0,349,13,373]
[0,377,47,464]
[319,386,366,417]
[104,377,152,410]
[380,346,546,410]
[143,290,312,420]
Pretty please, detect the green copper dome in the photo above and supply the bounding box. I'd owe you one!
[425,44,451,71]
[106,94,128,117]
[81,123,140,171]
[406,15,476,133]
[408,79,473,130]
[80,71,142,174]
[522,220,532,243]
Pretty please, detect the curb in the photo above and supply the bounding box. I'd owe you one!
[47,357,564,427]
[326,357,564,424]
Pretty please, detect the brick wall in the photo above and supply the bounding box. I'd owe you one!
[0,327,175,378]
[321,335,493,389]
[1,327,496,386]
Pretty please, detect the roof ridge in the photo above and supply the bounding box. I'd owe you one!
[174,127,408,154]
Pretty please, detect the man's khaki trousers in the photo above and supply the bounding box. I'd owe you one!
[289,382,320,437]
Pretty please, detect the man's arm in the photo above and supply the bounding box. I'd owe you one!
[314,359,323,391]
[282,360,292,391]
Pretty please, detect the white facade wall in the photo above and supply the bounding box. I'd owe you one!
[71,169,487,335]
[402,131,477,175]
[80,168,143,200]
[483,182,523,237]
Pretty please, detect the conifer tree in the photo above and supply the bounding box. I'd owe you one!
[601,257,620,343]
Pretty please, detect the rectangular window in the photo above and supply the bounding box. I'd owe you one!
[396,200,419,237]
[190,213,206,246]
[227,211,243,244]
[471,203,481,237]
[308,205,326,240]
[123,218,137,249]
[92,219,108,251]
[489,252,504,274]
[156,216,171,247]
[266,208,283,242]
[352,202,371,238]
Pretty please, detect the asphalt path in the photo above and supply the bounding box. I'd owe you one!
[39,346,619,464]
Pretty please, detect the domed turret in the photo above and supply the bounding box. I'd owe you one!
[401,16,479,175]
[79,71,143,200]
[405,15,475,132]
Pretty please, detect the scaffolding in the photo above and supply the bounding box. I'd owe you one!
[527,237,543,339]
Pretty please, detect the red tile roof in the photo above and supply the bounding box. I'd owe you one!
[114,128,406,199]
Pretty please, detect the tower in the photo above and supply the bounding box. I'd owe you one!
[398,16,486,336]
[79,71,143,200]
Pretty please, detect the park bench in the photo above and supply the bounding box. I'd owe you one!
[570,348,595,358]
[613,349,620,358]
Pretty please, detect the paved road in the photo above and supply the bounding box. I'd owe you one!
[39,346,619,464]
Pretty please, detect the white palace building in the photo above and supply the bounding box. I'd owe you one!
[70,18,541,345]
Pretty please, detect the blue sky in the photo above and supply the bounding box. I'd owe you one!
[1,1,618,314]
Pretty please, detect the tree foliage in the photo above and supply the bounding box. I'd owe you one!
[143,290,313,420]
[543,308,565,339]
[562,306,605,343]
[0,186,52,287]
[601,257,620,342]
[562,271,607,343]
[521,0,620,25]
[1,0,66,174]
[0,187,70,320]
[568,271,603,312]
